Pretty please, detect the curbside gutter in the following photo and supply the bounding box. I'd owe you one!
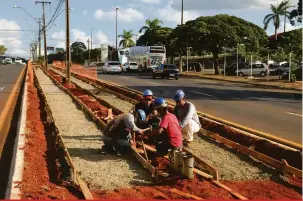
[5,65,28,199]
[180,73,302,92]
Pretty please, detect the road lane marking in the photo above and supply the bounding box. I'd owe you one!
[189,91,215,98]
[0,87,4,91]
[146,81,158,86]
[285,112,302,117]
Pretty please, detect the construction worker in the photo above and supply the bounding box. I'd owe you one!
[142,98,182,155]
[133,89,159,127]
[173,90,201,145]
[102,109,146,155]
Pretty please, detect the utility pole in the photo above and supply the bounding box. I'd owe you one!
[91,28,93,51]
[65,0,71,82]
[87,38,90,66]
[38,18,41,57]
[115,7,120,50]
[36,1,51,68]
[181,0,184,25]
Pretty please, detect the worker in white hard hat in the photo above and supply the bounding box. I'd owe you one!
[173,90,201,145]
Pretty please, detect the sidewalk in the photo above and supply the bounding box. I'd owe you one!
[181,72,302,92]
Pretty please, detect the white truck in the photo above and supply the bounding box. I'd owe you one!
[126,46,166,71]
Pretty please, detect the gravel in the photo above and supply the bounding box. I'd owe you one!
[35,68,153,190]
[50,67,134,113]
[49,67,275,181]
[188,135,273,181]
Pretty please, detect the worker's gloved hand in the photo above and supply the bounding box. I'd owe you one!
[137,129,145,135]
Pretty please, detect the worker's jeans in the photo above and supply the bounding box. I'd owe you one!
[182,119,201,142]
[102,135,131,153]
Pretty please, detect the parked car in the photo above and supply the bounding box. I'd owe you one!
[153,64,179,80]
[15,59,23,65]
[275,63,289,75]
[96,62,105,74]
[236,63,269,77]
[102,61,122,74]
[123,62,139,72]
[182,62,203,72]
[282,65,302,81]
[4,58,13,64]
[221,63,247,76]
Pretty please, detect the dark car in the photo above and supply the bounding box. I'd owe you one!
[153,64,179,80]
[183,62,203,72]
[221,63,247,76]
[282,66,302,81]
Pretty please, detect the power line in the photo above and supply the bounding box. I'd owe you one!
[46,0,64,29]
[0,29,37,32]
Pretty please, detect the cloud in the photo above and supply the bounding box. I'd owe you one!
[51,30,65,40]
[94,7,145,22]
[170,0,297,11]
[134,0,160,4]
[83,10,88,15]
[154,3,199,24]
[0,19,29,57]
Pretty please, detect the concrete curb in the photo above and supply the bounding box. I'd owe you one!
[5,66,28,199]
[180,74,302,92]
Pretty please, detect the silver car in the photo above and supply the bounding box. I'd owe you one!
[236,63,269,77]
[103,61,122,74]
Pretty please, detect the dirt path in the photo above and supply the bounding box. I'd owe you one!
[35,68,153,190]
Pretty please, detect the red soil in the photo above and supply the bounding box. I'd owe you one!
[222,180,302,200]
[21,65,82,199]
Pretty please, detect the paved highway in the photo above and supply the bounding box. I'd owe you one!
[0,64,25,114]
[98,73,302,144]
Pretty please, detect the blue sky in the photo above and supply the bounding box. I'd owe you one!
[0,0,300,57]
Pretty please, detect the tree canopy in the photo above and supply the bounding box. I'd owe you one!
[118,29,135,48]
[169,15,267,74]
[70,41,86,54]
[290,0,302,25]
[0,45,7,55]
[263,1,292,40]
[139,18,163,34]
[137,27,172,47]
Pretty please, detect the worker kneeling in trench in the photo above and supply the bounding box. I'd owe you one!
[101,109,146,155]
[141,98,183,156]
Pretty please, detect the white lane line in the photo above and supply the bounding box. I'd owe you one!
[0,87,4,91]
[146,81,158,86]
[285,112,302,117]
[189,91,215,98]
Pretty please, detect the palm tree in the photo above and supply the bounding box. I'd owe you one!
[118,29,135,48]
[264,0,292,40]
[139,18,163,34]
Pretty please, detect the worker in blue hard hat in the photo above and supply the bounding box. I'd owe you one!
[133,89,159,127]
[102,109,146,155]
[142,97,182,155]
[173,90,201,145]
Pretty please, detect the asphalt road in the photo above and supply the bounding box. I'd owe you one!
[98,72,302,144]
[0,64,25,114]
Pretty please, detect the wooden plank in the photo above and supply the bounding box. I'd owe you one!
[77,178,94,200]
[213,181,247,200]
[183,147,219,180]
[193,168,213,180]
[131,147,156,175]
[200,129,302,178]
[170,188,203,200]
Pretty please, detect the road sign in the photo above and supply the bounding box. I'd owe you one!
[101,44,108,62]
[56,48,64,53]
[47,46,55,51]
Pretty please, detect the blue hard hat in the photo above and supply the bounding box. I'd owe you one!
[173,90,185,101]
[153,97,168,109]
[143,89,153,97]
[136,109,146,121]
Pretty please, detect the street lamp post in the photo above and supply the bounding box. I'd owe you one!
[181,0,184,25]
[91,28,94,50]
[236,44,244,77]
[186,47,192,72]
[115,7,121,49]
[87,38,90,66]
